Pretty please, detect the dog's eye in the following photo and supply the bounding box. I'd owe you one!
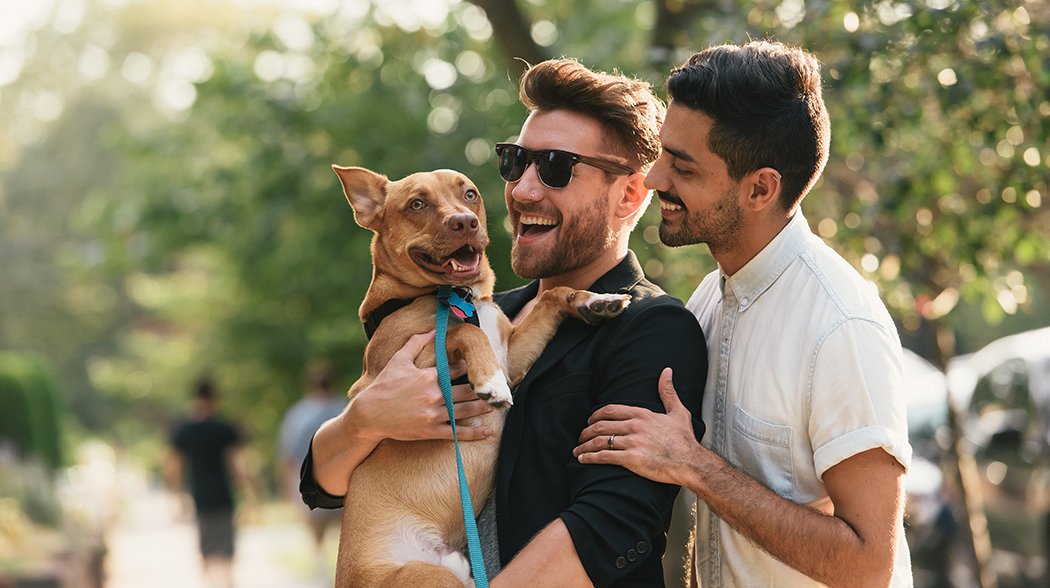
[464,189,479,202]
[409,198,426,211]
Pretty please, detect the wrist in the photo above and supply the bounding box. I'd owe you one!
[343,396,384,446]
[681,442,717,496]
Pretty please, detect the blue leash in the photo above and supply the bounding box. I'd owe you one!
[435,285,488,586]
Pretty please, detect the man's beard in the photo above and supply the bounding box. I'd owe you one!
[659,187,742,252]
[511,194,615,279]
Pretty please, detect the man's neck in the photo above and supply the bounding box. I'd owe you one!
[536,243,626,293]
[715,214,792,277]
[512,243,626,325]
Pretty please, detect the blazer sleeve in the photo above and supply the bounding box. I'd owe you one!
[298,434,345,510]
[560,299,707,586]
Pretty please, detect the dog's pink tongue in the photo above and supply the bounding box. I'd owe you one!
[449,248,480,270]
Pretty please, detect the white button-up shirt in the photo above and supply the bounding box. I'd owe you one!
[687,212,913,587]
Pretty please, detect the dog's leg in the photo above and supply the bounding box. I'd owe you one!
[383,561,469,588]
[416,322,511,407]
[506,286,630,386]
[443,323,513,408]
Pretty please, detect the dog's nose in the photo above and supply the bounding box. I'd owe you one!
[447,213,479,233]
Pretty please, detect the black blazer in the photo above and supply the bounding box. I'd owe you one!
[494,251,707,587]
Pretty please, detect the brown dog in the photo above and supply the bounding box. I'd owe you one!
[331,165,630,587]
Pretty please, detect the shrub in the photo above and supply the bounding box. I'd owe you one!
[0,352,63,470]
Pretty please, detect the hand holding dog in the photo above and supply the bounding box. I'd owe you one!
[311,331,495,498]
[347,331,496,444]
[573,368,700,486]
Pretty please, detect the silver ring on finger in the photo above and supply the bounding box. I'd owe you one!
[607,434,616,449]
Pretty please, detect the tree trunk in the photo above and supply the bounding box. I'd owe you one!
[464,0,548,78]
[932,320,997,588]
[648,0,721,72]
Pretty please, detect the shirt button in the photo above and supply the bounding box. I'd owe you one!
[626,548,638,562]
[636,540,648,554]
[615,556,627,569]
[740,297,749,307]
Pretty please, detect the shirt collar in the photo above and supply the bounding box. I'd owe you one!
[721,211,810,308]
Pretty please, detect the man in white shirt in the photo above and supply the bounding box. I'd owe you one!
[574,41,913,587]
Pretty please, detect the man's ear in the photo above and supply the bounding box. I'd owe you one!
[614,172,650,220]
[332,165,387,230]
[744,167,782,213]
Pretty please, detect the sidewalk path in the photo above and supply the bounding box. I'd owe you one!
[104,488,336,588]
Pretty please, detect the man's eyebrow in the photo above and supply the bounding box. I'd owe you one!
[663,145,696,163]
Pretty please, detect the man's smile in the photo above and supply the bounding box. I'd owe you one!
[657,190,685,212]
[514,209,561,240]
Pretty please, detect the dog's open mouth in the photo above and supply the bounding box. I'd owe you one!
[410,244,482,278]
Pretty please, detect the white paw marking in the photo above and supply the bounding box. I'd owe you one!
[475,373,513,407]
[439,550,472,584]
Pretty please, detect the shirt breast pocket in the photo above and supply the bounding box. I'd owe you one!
[728,406,795,501]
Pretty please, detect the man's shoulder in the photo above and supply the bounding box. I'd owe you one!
[201,417,242,443]
[599,279,703,349]
[794,239,893,324]
[586,277,691,336]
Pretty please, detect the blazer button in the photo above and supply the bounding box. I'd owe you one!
[615,556,627,569]
[636,540,648,554]
[626,548,638,562]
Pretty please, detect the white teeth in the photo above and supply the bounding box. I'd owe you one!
[519,215,557,226]
[451,259,467,271]
[660,200,684,212]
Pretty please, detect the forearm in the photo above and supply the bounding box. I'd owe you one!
[310,405,380,497]
[492,519,592,588]
[683,445,892,587]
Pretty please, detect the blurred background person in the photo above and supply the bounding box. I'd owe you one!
[277,362,346,581]
[166,375,254,588]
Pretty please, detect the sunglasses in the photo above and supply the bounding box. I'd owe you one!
[495,143,636,189]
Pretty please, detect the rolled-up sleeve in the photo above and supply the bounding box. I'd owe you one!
[298,434,346,510]
[809,317,912,478]
[562,302,707,586]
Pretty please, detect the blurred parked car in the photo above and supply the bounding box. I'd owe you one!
[947,326,1050,585]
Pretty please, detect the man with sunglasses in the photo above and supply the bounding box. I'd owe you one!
[301,58,706,587]
[575,42,913,586]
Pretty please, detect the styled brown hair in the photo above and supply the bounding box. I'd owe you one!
[518,59,665,172]
[667,41,830,210]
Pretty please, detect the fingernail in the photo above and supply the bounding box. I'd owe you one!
[483,427,492,436]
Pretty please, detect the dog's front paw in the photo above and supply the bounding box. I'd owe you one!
[474,373,513,408]
[576,292,631,325]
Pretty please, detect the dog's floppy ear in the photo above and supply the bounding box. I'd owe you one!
[332,165,387,230]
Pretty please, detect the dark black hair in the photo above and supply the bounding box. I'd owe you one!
[667,41,830,210]
[194,376,216,400]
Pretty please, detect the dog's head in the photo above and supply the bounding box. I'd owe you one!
[333,165,492,291]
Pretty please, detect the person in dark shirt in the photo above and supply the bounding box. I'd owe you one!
[301,59,707,586]
[167,376,248,588]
